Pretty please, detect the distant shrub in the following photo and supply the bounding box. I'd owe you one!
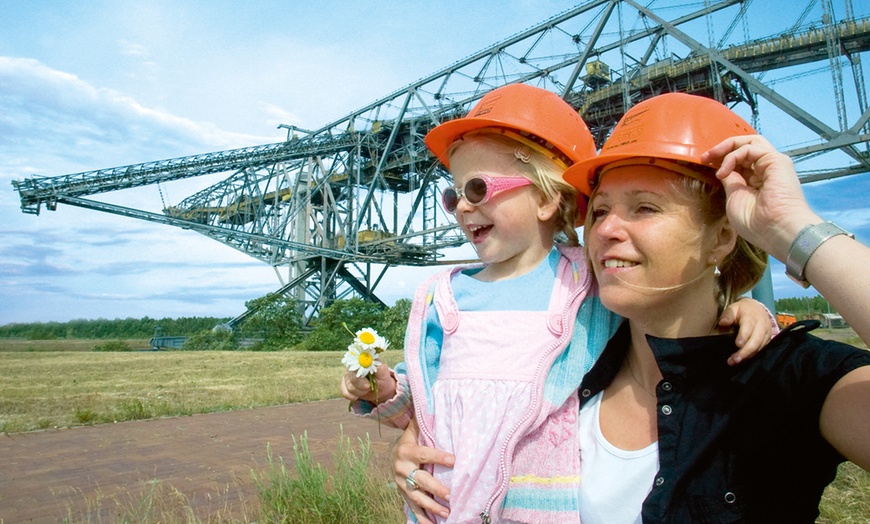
[182,329,241,351]
[116,399,151,421]
[74,407,98,424]
[301,298,386,351]
[92,340,132,352]
[238,294,304,349]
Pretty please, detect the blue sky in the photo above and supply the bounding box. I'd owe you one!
[2,1,869,325]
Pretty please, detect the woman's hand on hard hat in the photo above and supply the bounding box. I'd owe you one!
[340,363,396,404]
[702,134,822,262]
[392,419,453,523]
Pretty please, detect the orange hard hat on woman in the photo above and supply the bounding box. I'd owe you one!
[563,92,757,196]
[425,83,596,171]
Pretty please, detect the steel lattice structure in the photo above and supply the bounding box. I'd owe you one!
[12,0,870,326]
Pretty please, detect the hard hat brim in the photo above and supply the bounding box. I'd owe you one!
[425,116,522,169]
[567,150,707,196]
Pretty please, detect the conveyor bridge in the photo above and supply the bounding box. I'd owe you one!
[12,0,870,325]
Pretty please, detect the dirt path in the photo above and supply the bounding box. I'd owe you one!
[0,399,401,523]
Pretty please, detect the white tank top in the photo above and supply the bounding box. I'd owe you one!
[577,391,658,524]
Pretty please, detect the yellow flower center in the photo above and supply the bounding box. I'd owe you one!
[360,332,376,345]
[358,352,373,368]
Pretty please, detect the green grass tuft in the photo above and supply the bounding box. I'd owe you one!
[818,462,870,523]
[254,431,404,523]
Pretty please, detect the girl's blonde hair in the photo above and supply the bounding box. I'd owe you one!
[446,131,581,246]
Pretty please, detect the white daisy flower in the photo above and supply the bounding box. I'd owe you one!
[342,344,360,368]
[372,333,390,352]
[355,327,390,353]
[354,328,379,348]
[343,343,381,378]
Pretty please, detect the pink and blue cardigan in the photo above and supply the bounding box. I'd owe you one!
[354,246,621,523]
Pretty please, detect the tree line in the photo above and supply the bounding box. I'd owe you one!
[0,316,227,340]
[181,295,412,351]
[0,293,834,351]
[0,294,413,352]
[773,295,837,318]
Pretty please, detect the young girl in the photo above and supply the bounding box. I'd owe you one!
[342,84,775,523]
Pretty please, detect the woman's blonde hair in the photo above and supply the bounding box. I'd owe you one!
[446,131,580,245]
[681,174,768,310]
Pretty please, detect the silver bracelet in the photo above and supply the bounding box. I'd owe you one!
[785,221,853,288]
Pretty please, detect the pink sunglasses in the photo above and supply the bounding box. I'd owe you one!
[442,174,533,213]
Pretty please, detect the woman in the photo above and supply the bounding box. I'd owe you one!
[395,93,870,523]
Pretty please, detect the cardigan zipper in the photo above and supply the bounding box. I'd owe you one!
[478,259,589,520]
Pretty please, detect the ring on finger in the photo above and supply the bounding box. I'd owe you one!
[405,468,420,491]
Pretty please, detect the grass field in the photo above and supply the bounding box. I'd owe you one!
[1,337,868,522]
[0,340,403,434]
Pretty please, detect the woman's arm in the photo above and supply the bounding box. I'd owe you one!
[706,136,870,471]
[819,366,870,469]
[704,135,870,345]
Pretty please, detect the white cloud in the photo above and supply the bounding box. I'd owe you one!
[116,39,151,58]
[260,102,305,132]
[0,56,276,181]
[0,56,286,324]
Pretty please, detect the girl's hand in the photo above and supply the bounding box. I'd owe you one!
[340,363,396,403]
[719,298,775,366]
[392,419,454,523]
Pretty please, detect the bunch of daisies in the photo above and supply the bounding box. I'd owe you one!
[342,325,390,394]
